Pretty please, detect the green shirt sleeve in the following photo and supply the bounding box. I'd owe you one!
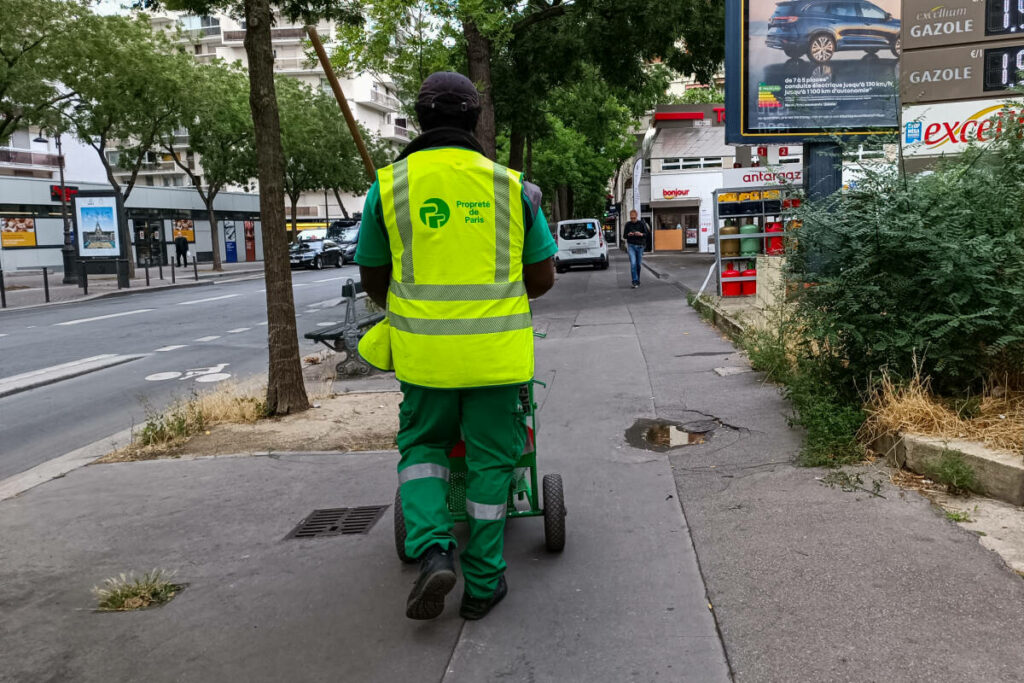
[522,192,557,265]
[354,180,390,267]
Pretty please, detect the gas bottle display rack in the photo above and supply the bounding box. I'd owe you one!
[712,186,798,297]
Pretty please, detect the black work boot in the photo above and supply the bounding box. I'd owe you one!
[459,575,508,620]
[406,545,457,620]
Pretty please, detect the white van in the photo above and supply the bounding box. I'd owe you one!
[554,219,608,273]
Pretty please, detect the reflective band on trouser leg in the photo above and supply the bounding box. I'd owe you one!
[399,463,450,484]
[396,384,460,559]
[459,385,526,599]
[466,499,507,521]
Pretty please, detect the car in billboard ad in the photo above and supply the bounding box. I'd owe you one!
[726,0,901,143]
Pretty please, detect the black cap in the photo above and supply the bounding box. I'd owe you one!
[416,72,480,113]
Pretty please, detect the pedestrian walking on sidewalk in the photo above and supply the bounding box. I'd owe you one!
[174,235,189,267]
[356,71,557,622]
[624,210,650,288]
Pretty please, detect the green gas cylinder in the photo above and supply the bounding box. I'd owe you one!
[719,221,740,257]
[740,222,760,256]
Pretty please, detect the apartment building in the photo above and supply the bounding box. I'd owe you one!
[118,10,411,220]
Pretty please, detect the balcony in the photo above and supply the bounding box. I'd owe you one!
[359,89,400,112]
[223,27,306,44]
[0,148,61,169]
[382,122,412,144]
[274,56,317,73]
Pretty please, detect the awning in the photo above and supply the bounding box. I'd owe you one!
[651,198,701,208]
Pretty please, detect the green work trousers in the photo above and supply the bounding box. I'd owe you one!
[397,382,525,599]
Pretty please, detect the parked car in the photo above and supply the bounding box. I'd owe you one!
[332,222,360,264]
[554,219,608,273]
[766,0,901,64]
[289,239,344,269]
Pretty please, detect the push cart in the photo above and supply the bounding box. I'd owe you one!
[393,381,566,562]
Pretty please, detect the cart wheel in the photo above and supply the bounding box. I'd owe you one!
[542,474,566,552]
[394,487,415,563]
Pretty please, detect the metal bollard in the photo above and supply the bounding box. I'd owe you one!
[80,263,88,296]
[193,256,198,281]
[145,260,150,286]
[0,268,6,308]
[171,261,176,284]
[158,258,163,281]
[42,267,49,303]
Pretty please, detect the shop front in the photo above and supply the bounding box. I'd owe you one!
[649,171,723,253]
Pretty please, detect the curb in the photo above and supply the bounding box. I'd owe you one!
[0,268,264,313]
[874,434,1024,506]
[687,293,745,341]
[0,428,134,502]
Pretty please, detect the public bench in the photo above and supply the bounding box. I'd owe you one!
[304,278,385,376]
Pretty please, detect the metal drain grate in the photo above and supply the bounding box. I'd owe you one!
[286,506,388,539]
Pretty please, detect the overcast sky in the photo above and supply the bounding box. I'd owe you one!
[94,0,129,15]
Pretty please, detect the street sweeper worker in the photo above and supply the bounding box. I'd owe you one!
[355,71,557,621]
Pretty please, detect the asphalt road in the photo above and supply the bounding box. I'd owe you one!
[0,265,360,480]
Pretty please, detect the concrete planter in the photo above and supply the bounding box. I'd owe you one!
[874,433,1024,506]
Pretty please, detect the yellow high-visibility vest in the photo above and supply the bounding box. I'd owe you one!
[359,147,533,388]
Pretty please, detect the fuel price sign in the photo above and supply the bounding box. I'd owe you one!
[902,38,1024,104]
[905,0,1024,49]
[984,44,1024,90]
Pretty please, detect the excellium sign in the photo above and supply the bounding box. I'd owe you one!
[903,99,1022,156]
[904,0,1024,50]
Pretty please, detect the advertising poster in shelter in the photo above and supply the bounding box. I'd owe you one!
[0,217,37,247]
[172,219,195,242]
[75,195,120,257]
[729,0,901,141]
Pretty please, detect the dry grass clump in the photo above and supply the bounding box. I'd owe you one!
[101,382,268,462]
[93,570,182,611]
[861,371,1024,456]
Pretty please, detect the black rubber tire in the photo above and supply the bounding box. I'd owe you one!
[891,38,901,58]
[600,260,609,270]
[335,254,344,268]
[543,474,566,552]
[783,48,802,59]
[312,256,322,270]
[395,487,415,563]
[556,265,567,274]
[864,48,878,55]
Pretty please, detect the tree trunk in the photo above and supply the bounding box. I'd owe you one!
[332,189,350,219]
[508,127,525,171]
[244,0,309,416]
[289,195,299,242]
[525,135,533,180]
[464,20,495,159]
[205,194,223,272]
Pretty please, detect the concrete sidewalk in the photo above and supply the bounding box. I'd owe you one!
[640,252,716,294]
[0,261,264,310]
[3,253,1024,682]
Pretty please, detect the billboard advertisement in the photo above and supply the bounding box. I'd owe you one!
[726,0,901,143]
[0,217,37,247]
[74,194,121,258]
[172,219,195,242]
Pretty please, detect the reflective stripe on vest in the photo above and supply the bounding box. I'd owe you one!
[378,148,533,389]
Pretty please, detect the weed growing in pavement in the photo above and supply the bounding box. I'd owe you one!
[741,323,866,467]
[926,451,980,496]
[93,570,182,611]
[105,383,268,461]
[944,508,974,523]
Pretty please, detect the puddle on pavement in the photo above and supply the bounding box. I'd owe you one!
[625,417,718,452]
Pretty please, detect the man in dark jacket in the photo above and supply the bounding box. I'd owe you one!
[623,210,649,288]
[174,234,189,267]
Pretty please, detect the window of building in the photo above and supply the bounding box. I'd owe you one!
[662,158,682,171]
[643,158,651,174]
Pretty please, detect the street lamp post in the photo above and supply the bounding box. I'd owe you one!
[36,133,76,284]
